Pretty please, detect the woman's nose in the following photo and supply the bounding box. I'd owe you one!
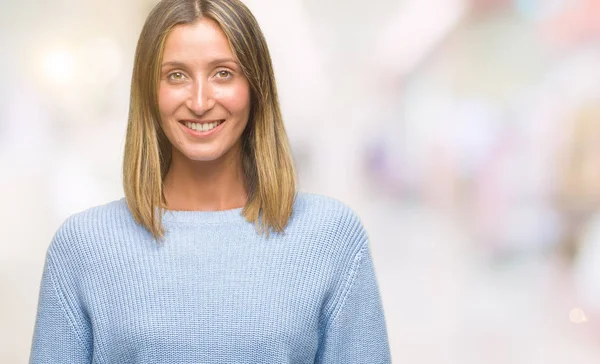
[186,80,216,116]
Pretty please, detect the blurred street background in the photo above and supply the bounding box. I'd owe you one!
[3,0,600,362]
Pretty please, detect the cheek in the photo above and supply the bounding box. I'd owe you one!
[158,85,186,117]
[216,84,251,116]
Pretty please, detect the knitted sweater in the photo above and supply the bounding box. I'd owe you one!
[29,192,391,363]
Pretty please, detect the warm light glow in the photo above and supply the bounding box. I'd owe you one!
[569,308,588,323]
[43,49,76,85]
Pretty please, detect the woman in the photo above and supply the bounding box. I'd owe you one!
[29,0,391,363]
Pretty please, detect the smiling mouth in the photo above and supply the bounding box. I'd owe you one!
[180,119,225,132]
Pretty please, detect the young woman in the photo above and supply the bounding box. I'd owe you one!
[29,0,391,363]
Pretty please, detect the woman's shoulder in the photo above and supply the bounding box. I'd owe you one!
[47,197,134,254]
[291,192,368,246]
[293,192,362,221]
[56,197,130,230]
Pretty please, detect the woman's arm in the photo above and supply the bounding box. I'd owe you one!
[30,242,93,363]
[315,241,392,364]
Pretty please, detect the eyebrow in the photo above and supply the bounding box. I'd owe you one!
[161,58,240,69]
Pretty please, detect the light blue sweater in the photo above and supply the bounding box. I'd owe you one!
[30,192,391,363]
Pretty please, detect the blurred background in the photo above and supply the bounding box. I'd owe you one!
[3,0,600,362]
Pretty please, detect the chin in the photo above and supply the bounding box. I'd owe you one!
[178,145,233,163]
[187,154,223,162]
[182,151,223,162]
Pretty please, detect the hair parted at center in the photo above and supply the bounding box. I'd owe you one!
[122,0,297,241]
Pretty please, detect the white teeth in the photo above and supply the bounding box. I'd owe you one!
[184,121,222,132]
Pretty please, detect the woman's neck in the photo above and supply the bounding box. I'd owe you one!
[162,147,248,211]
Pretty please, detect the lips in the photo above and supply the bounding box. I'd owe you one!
[179,119,224,124]
[178,118,226,136]
[179,119,225,131]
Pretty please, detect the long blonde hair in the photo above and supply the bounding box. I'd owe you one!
[123,0,296,240]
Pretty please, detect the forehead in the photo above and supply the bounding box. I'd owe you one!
[162,17,235,64]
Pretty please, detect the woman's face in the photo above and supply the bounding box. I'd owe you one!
[158,17,251,163]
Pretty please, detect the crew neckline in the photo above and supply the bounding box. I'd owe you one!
[119,198,245,224]
[161,206,245,224]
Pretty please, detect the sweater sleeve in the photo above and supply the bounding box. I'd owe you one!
[315,241,392,364]
[30,246,93,363]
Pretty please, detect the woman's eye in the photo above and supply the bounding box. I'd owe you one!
[216,70,232,79]
[168,72,186,81]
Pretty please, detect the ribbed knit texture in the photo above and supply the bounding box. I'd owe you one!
[29,192,391,364]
